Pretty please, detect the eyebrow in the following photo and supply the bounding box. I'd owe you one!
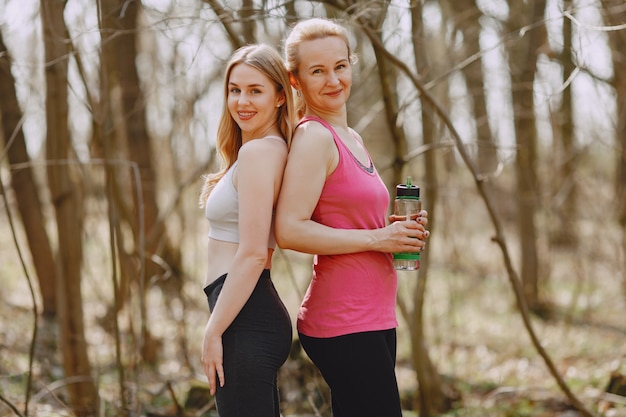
[306,58,349,71]
[228,81,264,86]
[228,82,266,88]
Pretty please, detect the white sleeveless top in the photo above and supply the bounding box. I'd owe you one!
[204,136,285,248]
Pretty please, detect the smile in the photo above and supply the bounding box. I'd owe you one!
[238,111,256,119]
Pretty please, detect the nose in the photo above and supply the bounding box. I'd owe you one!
[327,71,340,85]
[238,92,251,104]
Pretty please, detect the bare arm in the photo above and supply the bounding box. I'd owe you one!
[202,139,287,394]
[275,123,427,255]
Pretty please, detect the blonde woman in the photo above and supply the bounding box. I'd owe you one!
[200,44,295,417]
[276,18,429,417]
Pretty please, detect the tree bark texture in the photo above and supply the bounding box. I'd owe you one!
[100,0,182,363]
[601,0,626,304]
[445,0,498,176]
[408,1,450,415]
[551,0,578,246]
[507,0,546,311]
[0,32,58,318]
[40,0,98,414]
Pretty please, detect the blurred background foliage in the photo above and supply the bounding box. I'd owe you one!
[0,0,625,416]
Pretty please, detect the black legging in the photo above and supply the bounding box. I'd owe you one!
[299,329,402,417]
[204,269,292,417]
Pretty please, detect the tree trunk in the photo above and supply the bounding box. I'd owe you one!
[600,0,626,304]
[240,0,256,44]
[100,0,183,363]
[506,0,547,312]
[551,0,578,246]
[40,0,98,415]
[408,1,449,415]
[445,0,498,176]
[0,32,58,319]
[97,0,143,328]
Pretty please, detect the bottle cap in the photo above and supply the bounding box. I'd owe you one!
[396,176,420,198]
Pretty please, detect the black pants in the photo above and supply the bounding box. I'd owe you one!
[299,329,402,417]
[204,270,292,417]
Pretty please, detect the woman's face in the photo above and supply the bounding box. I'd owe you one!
[294,36,352,114]
[227,63,284,141]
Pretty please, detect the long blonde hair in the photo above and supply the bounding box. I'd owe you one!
[283,18,358,119]
[199,44,295,206]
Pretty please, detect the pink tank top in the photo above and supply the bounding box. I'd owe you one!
[296,117,398,338]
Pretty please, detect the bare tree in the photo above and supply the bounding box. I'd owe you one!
[445,0,498,175]
[0,29,44,417]
[550,0,578,247]
[99,0,183,363]
[40,0,98,414]
[407,1,452,415]
[0,30,57,320]
[506,0,546,311]
[600,0,626,303]
[240,0,257,43]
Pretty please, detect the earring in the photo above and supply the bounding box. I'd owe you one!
[296,90,302,97]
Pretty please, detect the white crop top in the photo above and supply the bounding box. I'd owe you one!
[204,136,284,248]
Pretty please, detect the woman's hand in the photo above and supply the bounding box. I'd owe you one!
[388,209,429,225]
[376,209,429,253]
[201,324,225,395]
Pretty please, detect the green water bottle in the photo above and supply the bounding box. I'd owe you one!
[393,176,421,270]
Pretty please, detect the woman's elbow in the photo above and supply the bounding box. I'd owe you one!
[275,234,295,250]
[247,248,269,267]
[274,219,297,250]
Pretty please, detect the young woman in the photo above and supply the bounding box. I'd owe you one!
[275,18,430,417]
[199,44,295,417]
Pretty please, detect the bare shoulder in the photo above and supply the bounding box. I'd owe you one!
[297,119,333,139]
[239,136,287,159]
[293,120,334,149]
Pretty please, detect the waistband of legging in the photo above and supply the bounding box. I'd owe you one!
[203,268,271,297]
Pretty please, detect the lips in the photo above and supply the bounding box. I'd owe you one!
[238,111,255,120]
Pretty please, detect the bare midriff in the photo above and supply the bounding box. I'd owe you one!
[205,238,274,286]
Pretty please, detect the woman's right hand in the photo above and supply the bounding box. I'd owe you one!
[201,324,225,395]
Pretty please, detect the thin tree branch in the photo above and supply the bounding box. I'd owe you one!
[202,0,243,49]
[0,392,24,417]
[564,9,626,32]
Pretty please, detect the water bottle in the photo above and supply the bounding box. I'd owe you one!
[393,176,421,270]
